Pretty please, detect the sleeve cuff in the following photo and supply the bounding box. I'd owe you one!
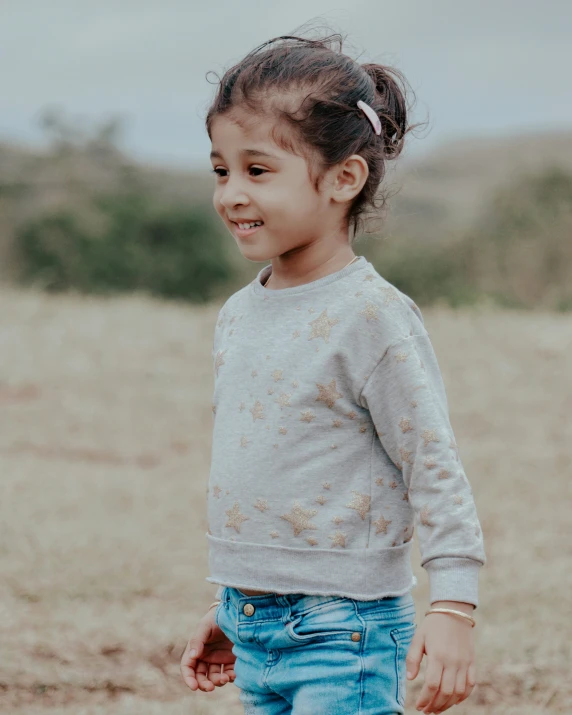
[424,557,482,609]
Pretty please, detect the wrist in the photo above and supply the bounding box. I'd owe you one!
[430,600,474,615]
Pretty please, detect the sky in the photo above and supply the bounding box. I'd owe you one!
[1,0,570,169]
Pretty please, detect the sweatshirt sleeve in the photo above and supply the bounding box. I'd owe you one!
[360,331,486,608]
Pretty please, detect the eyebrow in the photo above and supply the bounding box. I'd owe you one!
[210,148,282,161]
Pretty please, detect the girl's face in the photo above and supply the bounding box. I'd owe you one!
[209,112,343,262]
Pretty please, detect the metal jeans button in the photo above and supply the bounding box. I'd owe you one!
[243,603,255,616]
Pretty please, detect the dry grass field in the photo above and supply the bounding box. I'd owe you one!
[1,286,571,714]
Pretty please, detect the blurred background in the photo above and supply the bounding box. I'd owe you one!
[1,2,571,714]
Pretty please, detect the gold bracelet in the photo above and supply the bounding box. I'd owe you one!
[425,607,476,627]
[207,600,221,612]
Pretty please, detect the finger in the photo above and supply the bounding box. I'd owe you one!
[180,643,200,690]
[424,665,456,713]
[196,661,215,692]
[415,658,443,711]
[433,667,466,713]
[208,662,229,686]
[406,631,424,680]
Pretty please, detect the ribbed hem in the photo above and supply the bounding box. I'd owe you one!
[251,255,369,299]
[424,557,482,609]
[205,533,416,601]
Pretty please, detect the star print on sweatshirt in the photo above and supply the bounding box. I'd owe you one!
[205,256,486,606]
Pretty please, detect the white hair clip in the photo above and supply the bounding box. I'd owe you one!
[357,100,382,136]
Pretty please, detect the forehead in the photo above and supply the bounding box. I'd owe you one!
[209,111,297,161]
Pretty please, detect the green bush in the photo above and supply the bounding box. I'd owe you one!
[14,188,235,303]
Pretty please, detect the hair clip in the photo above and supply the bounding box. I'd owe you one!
[357,100,381,136]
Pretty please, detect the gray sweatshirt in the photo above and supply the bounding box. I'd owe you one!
[206,256,486,607]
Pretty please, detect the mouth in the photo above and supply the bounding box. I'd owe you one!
[231,220,265,238]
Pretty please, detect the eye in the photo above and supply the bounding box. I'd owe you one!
[211,166,268,178]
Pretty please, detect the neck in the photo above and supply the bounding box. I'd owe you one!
[264,247,357,290]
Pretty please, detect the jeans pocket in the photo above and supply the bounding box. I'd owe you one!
[286,600,363,643]
[390,622,417,707]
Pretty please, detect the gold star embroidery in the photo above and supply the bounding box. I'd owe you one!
[359,424,368,433]
[399,447,414,465]
[251,369,258,377]
[410,400,418,408]
[438,468,450,480]
[315,379,342,409]
[345,491,371,520]
[240,436,249,448]
[322,481,331,489]
[395,351,409,363]
[250,400,265,421]
[226,489,229,495]
[399,417,414,433]
[308,307,315,314]
[239,402,245,412]
[267,387,274,395]
[214,350,226,375]
[402,492,409,501]
[225,502,249,533]
[271,369,284,382]
[308,309,340,343]
[346,410,357,420]
[329,531,346,547]
[280,500,318,537]
[389,480,398,489]
[375,477,384,486]
[355,291,363,296]
[275,392,292,409]
[453,494,463,505]
[424,455,437,469]
[254,498,269,512]
[359,300,380,322]
[421,429,440,447]
[363,273,375,282]
[379,286,399,304]
[229,329,234,336]
[300,409,316,423]
[332,419,342,428]
[273,443,279,449]
[213,485,223,498]
[449,439,459,460]
[307,537,318,546]
[292,380,299,388]
[420,505,433,527]
[373,514,392,534]
[315,495,327,505]
[331,515,344,525]
[278,426,288,435]
[293,330,301,338]
[270,530,279,538]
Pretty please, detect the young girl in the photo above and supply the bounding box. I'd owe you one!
[181,31,486,715]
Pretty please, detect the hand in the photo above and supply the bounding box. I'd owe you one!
[180,605,237,692]
[406,601,476,713]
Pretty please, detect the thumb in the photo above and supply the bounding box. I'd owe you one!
[405,631,424,680]
[186,624,209,660]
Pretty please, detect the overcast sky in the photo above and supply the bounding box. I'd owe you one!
[1,0,570,169]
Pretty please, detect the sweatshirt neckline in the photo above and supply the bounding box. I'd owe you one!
[251,255,369,298]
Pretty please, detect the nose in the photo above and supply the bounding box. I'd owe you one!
[217,175,250,211]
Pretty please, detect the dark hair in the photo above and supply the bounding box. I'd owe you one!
[205,27,427,240]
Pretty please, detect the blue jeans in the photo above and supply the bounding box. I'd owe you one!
[214,587,417,715]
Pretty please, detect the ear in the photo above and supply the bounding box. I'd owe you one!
[330,154,369,204]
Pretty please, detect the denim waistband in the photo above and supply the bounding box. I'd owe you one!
[220,586,415,623]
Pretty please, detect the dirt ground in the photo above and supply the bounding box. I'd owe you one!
[1,286,571,714]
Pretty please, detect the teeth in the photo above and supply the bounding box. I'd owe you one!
[238,221,262,229]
